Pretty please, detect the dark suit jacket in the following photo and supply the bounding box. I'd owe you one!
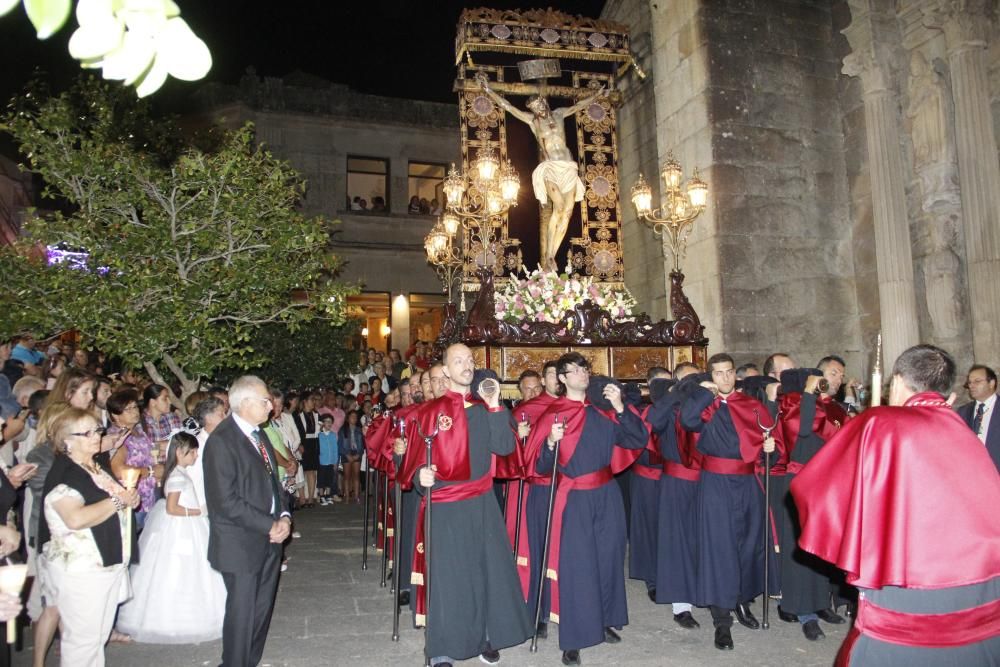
[204,414,289,574]
[956,399,1000,473]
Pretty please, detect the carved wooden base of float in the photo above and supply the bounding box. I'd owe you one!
[436,269,709,383]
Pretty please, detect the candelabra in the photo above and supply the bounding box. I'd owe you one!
[629,152,708,273]
[424,216,465,308]
[424,145,521,308]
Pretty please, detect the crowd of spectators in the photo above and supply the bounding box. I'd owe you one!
[0,333,428,665]
[345,194,441,216]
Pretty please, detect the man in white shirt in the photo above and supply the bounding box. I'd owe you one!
[957,364,1000,473]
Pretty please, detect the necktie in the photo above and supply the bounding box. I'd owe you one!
[251,429,282,515]
[974,402,986,436]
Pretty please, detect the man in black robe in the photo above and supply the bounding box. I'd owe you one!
[680,353,777,651]
[402,343,531,667]
[775,369,848,640]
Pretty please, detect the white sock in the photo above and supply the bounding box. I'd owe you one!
[672,602,693,614]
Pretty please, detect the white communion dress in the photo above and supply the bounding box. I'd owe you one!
[117,465,227,643]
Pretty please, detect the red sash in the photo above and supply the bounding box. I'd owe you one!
[836,596,1000,666]
[663,460,701,482]
[546,467,614,623]
[497,394,557,480]
[410,472,493,627]
[700,454,755,475]
[633,463,661,481]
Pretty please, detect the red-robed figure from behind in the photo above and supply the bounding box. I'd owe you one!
[791,344,1000,666]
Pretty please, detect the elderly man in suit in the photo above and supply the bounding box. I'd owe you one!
[957,364,1000,473]
[205,375,291,667]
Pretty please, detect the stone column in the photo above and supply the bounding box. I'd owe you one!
[842,46,920,367]
[926,0,1000,368]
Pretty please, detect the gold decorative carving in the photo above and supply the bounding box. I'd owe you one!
[612,347,671,379]
[456,8,631,65]
[470,346,488,369]
[570,347,609,376]
[672,346,694,369]
[503,347,567,381]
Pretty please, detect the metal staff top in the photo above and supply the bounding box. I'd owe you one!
[754,408,779,439]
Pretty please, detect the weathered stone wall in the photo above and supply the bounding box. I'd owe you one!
[602,0,668,319]
[609,0,864,371]
[646,0,720,343]
[702,0,861,372]
[832,0,880,375]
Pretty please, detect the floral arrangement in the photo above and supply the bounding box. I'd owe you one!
[495,267,638,324]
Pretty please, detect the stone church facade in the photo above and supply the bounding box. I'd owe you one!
[604,0,1000,377]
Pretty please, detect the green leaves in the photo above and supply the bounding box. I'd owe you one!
[24,0,72,39]
[0,76,357,390]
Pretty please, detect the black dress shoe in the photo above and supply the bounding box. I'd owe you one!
[777,606,798,623]
[479,648,501,665]
[397,590,410,607]
[603,627,621,643]
[817,608,845,624]
[673,611,700,629]
[535,622,548,639]
[561,650,581,665]
[714,626,734,650]
[802,619,825,641]
[647,588,657,602]
[735,603,760,630]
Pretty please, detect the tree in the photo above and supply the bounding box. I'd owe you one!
[0,76,355,407]
[215,317,363,390]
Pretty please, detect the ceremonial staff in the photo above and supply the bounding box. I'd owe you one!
[378,408,392,587]
[415,418,439,667]
[362,462,371,571]
[391,417,406,641]
[512,412,527,558]
[380,467,390,588]
[755,408,779,630]
[531,414,564,653]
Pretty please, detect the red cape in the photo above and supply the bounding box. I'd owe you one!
[701,391,785,463]
[790,392,1000,590]
[525,397,648,619]
[496,394,557,480]
[397,391,473,491]
[778,393,849,472]
[365,413,392,472]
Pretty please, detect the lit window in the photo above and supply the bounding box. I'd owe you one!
[347,157,388,213]
[407,162,446,215]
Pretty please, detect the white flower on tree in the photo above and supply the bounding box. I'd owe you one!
[1,0,211,97]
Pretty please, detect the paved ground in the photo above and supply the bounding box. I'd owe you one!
[15,501,844,666]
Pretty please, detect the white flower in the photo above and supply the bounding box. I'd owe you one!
[68,0,211,97]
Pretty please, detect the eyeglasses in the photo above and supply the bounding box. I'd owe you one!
[563,366,590,376]
[70,428,103,438]
[123,404,140,412]
[250,397,273,407]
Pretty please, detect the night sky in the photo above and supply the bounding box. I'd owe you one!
[0,1,608,108]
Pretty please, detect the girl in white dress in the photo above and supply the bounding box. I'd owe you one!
[117,431,227,643]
